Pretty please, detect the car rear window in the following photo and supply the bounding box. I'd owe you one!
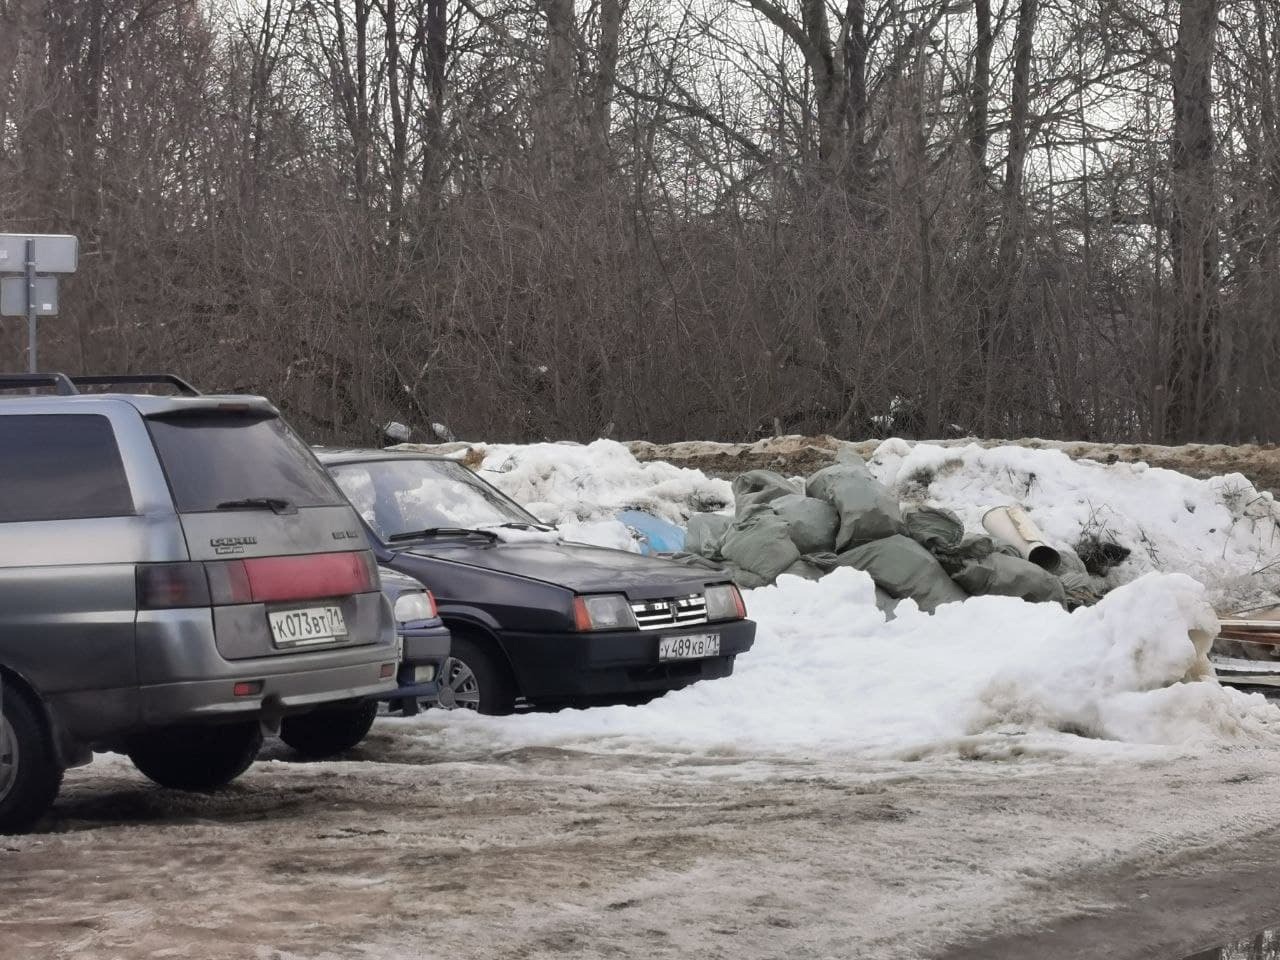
[146,411,344,513]
[0,414,135,522]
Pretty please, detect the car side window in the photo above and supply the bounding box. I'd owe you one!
[0,413,135,522]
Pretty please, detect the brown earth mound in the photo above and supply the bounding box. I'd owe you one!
[624,436,1280,492]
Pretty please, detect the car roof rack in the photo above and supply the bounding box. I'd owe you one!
[0,373,79,395]
[70,374,202,396]
[0,372,202,397]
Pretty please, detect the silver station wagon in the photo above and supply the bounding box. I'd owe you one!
[0,373,401,832]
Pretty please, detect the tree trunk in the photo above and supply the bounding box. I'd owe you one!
[536,0,578,180]
[0,0,40,168]
[981,0,1037,434]
[843,0,868,189]
[1167,0,1220,439]
[967,0,993,193]
[589,0,625,165]
[422,0,446,195]
[801,0,839,170]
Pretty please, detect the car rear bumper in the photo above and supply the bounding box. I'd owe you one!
[504,617,756,702]
[137,657,399,724]
[47,606,401,746]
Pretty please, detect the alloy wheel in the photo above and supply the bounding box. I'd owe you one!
[435,657,481,711]
[0,713,18,802]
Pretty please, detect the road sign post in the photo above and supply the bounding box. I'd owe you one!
[0,234,77,372]
[25,239,35,373]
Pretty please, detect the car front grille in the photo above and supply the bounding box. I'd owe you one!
[630,594,707,632]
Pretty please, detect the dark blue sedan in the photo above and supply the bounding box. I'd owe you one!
[317,448,756,715]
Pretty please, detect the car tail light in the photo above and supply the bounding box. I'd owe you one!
[732,585,747,619]
[137,563,212,609]
[206,550,377,604]
[205,559,253,604]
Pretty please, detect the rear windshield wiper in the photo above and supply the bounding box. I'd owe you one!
[215,497,295,514]
[387,527,500,543]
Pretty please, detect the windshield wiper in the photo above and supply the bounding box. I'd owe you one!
[487,521,556,532]
[387,527,500,543]
[215,497,294,513]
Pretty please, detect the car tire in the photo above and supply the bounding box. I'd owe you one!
[438,634,516,716]
[279,700,378,758]
[128,722,263,791]
[0,682,64,834]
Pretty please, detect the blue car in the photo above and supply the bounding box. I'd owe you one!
[376,567,452,714]
[275,566,451,756]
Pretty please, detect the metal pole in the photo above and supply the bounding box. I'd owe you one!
[24,238,36,373]
[0,682,6,796]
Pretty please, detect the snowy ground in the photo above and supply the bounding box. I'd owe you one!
[9,740,1280,959]
[10,437,1280,957]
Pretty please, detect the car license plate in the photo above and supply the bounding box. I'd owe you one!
[269,606,348,649]
[658,633,720,662]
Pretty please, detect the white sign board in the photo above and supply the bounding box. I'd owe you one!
[0,234,78,274]
[0,277,58,317]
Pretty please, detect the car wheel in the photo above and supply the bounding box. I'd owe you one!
[436,634,515,716]
[128,722,263,791]
[0,683,63,834]
[279,700,378,758]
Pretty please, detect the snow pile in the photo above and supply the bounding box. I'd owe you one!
[449,437,1280,606]
[399,570,1280,760]
[454,439,733,552]
[471,439,733,523]
[869,440,1280,605]
[382,437,1280,759]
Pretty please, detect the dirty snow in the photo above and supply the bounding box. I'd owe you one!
[439,439,734,526]
[428,439,734,551]
[448,436,1280,608]
[869,439,1280,607]
[19,744,1280,960]
[455,437,1280,604]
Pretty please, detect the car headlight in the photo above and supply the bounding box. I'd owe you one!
[704,584,745,621]
[394,590,437,623]
[573,594,638,631]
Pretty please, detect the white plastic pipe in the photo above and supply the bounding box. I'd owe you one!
[981,505,1061,570]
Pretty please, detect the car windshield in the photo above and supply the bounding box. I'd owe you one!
[328,458,541,542]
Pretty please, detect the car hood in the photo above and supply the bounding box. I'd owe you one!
[398,540,724,597]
